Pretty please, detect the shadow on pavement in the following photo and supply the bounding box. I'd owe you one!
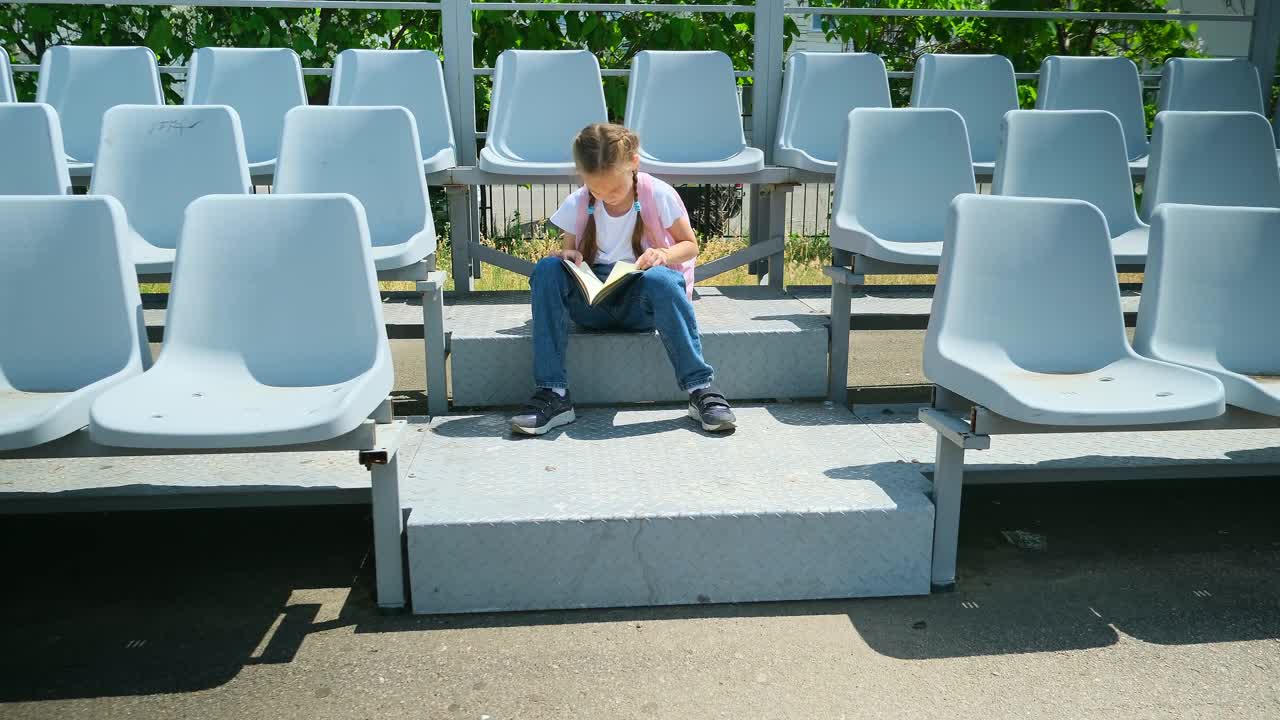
[1,475,1277,701]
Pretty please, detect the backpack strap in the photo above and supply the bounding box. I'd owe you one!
[636,171,696,300]
[635,172,667,249]
[570,185,592,248]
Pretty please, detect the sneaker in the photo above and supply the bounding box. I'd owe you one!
[688,386,736,432]
[510,388,576,436]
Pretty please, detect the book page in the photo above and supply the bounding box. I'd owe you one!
[601,261,639,290]
[562,257,604,302]
[592,261,641,306]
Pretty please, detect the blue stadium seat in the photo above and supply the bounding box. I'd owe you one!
[185,47,306,178]
[911,54,1018,174]
[995,109,1148,265]
[1157,58,1265,114]
[1140,111,1280,222]
[830,108,975,267]
[90,104,251,275]
[0,103,71,195]
[1135,204,1280,417]
[89,194,394,449]
[774,52,891,174]
[35,45,164,178]
[479,50,607,176]
[0,196,148,450]
[275,106,436,274]
[1036,55,1149,168]
[0,49,15,103]
[625,50,764,176]
[330,49,457,174]
[924,194,1224,426]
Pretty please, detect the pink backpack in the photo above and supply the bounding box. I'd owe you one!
[571,172,696,299]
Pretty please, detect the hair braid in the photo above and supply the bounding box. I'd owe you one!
[570,123,645,265]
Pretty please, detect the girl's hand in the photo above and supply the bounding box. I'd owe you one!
[635,247,668,270]
[554,248,584,265]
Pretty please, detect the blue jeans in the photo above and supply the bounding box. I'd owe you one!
[529,256,714,392]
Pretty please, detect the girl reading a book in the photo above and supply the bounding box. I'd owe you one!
[509,123,736,435]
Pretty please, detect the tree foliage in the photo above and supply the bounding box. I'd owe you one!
[807,0,1200,107]
[2,0,1203,114]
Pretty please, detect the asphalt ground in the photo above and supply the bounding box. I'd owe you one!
[2,474,1278,719]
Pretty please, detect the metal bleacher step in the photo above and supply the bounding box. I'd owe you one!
[403,403,935,615]
[791,284,1144,329]
[139,285,1143,344]
[444,286,829,407]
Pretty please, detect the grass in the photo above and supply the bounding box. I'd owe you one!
[137,233,1143,294]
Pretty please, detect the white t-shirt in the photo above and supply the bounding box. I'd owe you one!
[550,178,686,264]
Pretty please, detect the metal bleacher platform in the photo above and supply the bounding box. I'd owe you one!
[405,403,934,614]
[445,287,826,406]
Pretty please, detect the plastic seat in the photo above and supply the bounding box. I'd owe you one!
[994,110,1148,265]
[1157,58,1277,162]
[1140,111,1280,222]
[625,50,764,176]
[0,103,72,195]
[90,105,251,275]
[830,108,975,266]
[924,194,1224,426]
[184,48,306,177]
[274,106,435,272]
[1,49,15,103]
[1135,204,1280,416]
[330,49,457,174]
[1157,58,1265,114]
[36,46,164,177]
[89,194,393,449]
[774,52,891,174]
[910,54,1017,173]
[479,50,606,176]
[1036,56,1149,167]
[0,196,147,451]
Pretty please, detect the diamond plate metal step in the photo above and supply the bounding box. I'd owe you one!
[791,285,1143,330]
[139,285,1141,341]
[404,403,935,615]
[856,404,1280,484]
[444,286,829,407]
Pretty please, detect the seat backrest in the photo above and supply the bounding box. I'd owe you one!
[832,108,975,243]
[995,110,1142,236]
[1036,55,1148,160]
[184,48,306,165]
[90,105,251,250]
[274,106,431,250]
[0,196,143,391]
[775,52,890,165]
[1,49,15,102]
[1135,204,1280,372]
[163,194,387,387]
[485,50,606,164]
[330,49,455,164]
[1140,111,1280,221]
[626,50,747,163]
[0,103,72,195]
[36,45,164,163]
[1157,58,1265,114]
[927,194,1128,373]
[911,54,1018,164]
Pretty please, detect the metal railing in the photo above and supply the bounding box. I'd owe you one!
[6,0,1275,292]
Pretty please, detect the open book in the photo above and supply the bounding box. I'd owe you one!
[562,259,642,306]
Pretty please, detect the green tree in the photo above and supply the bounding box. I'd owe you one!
[807,0,1200,110]
[3,0,1198,111]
